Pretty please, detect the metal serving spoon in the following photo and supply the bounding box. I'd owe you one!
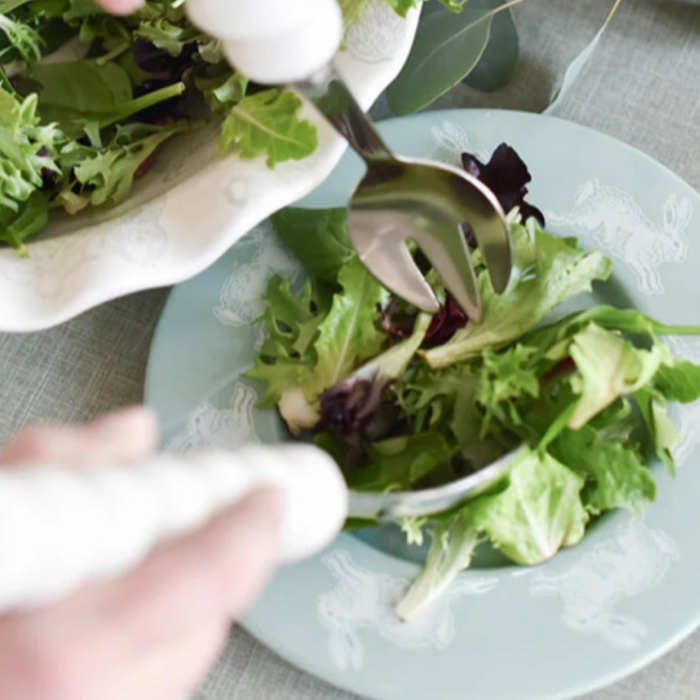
[0,444,524,612]
[297,64,512,320]
[186,0,512,320]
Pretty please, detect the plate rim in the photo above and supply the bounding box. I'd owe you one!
[145,107,700,700]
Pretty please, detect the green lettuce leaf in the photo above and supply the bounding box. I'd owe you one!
[347,431,456,491]
[61,120,194,208]
[551,426,656,515]
[653,360,700,404]
[271,207,354,283]
[381,0,420,16]
[304,257,388,401]
[0,91,62,215]
[568,323,672,429]
[195,71,248,114]
[220,88,318,168]
[422,221,612,368]
[634,388,680,476]
[468,448,588,565]
[0,189,48,254]
[523,306,700,352]
[478,344,539,433]
[247,257,386,408]
[0,11,42,61]
[245,276,330,407]
[397,363,482,446]
[395,511,479,621]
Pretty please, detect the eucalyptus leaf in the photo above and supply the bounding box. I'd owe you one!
[463,4,518,93]
[545,0,622,113]
[387,1,494,115]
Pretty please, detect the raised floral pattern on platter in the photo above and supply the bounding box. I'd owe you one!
[0,201,168,299]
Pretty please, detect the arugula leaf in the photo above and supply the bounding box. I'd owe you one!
[30,60,186,136]
[271,207,355,283]
[422,221,612,368]
[395,511,478,621]
[468,448,588,565]
[551,426,656,515]
[220,89,318,168]
[523,306,700,351]
[567,323,672,429]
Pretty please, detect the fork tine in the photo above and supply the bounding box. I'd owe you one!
[347,210,440,313]
[452,175,512,294]
[411,220,482,322]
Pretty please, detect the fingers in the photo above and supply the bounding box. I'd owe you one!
[106,487,284,645]
[96,0,144,15]
[0,489,283,700]
[106,623,229,700]
[0,407,158,467]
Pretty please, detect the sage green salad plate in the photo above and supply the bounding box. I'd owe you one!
[145,110,700,700]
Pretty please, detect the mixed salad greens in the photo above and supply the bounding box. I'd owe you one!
[248,144,700,619]
[0,0,454,254]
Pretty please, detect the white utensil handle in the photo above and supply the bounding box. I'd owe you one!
[0,444,347,613]
[186,0,343,84]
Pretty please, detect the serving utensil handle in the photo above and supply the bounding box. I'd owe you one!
[0,444,347,613]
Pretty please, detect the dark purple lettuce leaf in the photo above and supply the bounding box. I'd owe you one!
[383,143,543,348]
[424,294,468,346]
[316,377,400,464]
[380,296,419,339]
[462,143,545,228]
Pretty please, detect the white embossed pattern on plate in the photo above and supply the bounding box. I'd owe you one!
[547,179,691,295]
[166,382,260,454]
[318,550,497,671]
[531,517,679,650]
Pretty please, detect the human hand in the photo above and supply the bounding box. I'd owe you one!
[0,407,282,700]
[95,0,144,15]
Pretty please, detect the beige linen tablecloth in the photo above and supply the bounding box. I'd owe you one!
[2,1,699,698]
